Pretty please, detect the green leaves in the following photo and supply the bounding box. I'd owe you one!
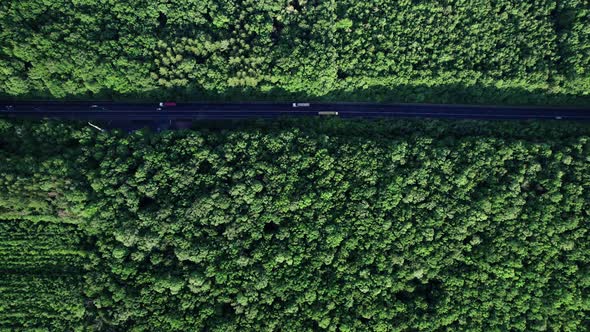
[2,119,590,330]
[63,120,590,331]
[1,0,588,103]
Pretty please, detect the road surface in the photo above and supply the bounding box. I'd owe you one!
[1,101,589,130]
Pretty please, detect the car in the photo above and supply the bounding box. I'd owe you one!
[292,103,310,108]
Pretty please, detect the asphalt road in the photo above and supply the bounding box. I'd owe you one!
[1,101,589,125]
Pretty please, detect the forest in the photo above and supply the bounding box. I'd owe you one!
[0,0,589,105]
[1,118,589,331]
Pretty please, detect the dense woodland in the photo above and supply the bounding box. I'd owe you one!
[1,118,590,330]
[0,0,589,104]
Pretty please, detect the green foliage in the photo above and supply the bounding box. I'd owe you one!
[79,123,590,331]
[0,221,86,272]
[1,118,590,330]
[0,220,87,330]
[0,120,88,222]
[0,120,90,330]
[555,0,590,95]
[0,274,86,330]
[0,1,589,104]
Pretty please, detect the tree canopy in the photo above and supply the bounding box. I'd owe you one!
[1,118,589,330]
[0,0,589,104]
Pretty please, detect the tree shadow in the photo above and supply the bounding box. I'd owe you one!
[3,81,589,107]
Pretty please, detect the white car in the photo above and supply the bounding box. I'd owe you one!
[292,103,310,108]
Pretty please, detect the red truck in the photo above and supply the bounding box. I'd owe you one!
[157,102,176,110]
